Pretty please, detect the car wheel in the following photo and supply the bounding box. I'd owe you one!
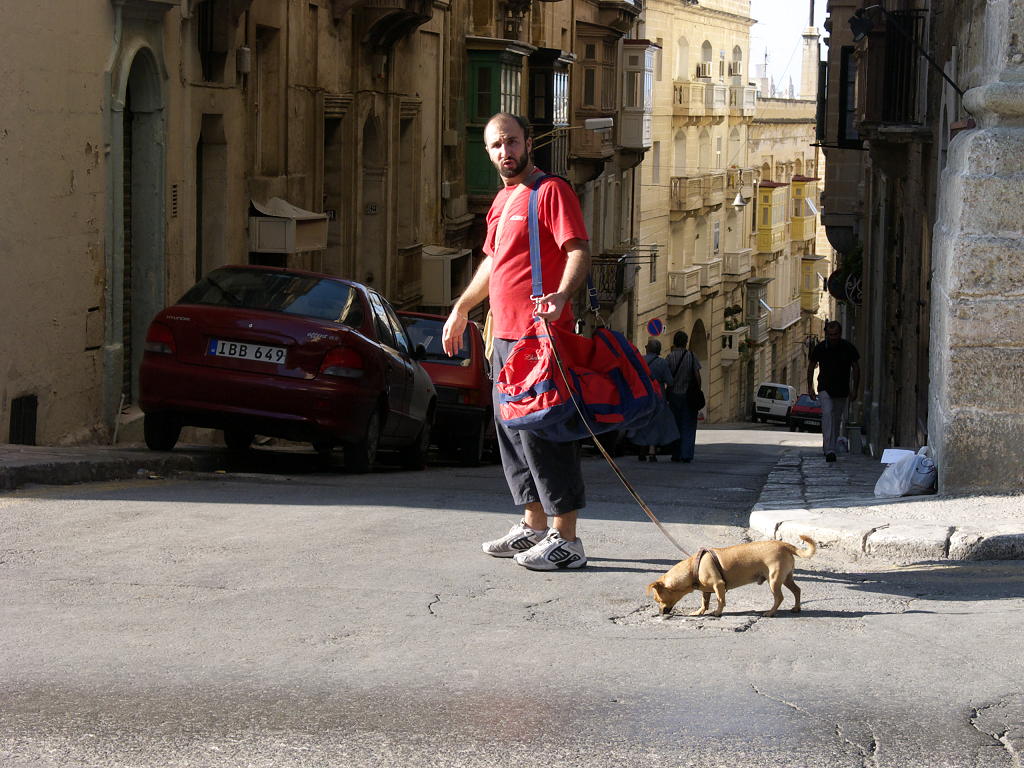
[144,413,181,451]
[345,410,380,473]
[401,418,432,471]
[458,416,487,467]
[224,430,254,451]
[789,422,797,432]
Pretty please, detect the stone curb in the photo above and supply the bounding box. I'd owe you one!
[0,452,222,491]
[749,451,1024,563]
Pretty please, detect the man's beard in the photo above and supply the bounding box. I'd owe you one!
[497,152,530,179]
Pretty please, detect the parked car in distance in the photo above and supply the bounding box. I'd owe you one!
[139,265,436,472]
[787,393,822,432]
[398,310,494,466]
[752,382,797,424]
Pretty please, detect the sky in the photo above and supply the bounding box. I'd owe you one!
[749,0,828,97]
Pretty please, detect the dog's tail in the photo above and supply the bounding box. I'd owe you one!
[794,535,817,559]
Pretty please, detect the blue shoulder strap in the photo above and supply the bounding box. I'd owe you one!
[527,175,599,314]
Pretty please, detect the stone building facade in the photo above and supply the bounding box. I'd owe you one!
[1,0,656,446]
[635,0,831,423]
[819,0,1024,492]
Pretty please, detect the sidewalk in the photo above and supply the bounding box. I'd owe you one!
[749,447,1024,563]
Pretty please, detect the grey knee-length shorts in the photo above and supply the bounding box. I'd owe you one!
[491,337,586,516]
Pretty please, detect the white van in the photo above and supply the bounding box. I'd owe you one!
[752,382,797,424]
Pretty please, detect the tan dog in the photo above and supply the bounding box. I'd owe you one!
[646,536,817,618]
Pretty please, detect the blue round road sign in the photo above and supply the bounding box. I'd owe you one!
[647,318,663,336]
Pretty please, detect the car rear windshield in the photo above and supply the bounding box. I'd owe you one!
[402,316,471,365]
[757,385,791,401]
[180,268,364,327]
[796,394,820,407]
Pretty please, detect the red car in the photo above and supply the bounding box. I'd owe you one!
[788,393,823,432]
[139,265,436,472]
[398,311,494,466]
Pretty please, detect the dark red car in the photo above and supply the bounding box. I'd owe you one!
[398,311,494,465]
[139,265,436,471]
[788,393,823,432]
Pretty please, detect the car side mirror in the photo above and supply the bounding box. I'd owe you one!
[412,343,428,361]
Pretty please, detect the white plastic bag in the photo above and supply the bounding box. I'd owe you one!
[874,446,937,498]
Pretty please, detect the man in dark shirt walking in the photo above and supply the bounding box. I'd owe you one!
[807,320,860,463]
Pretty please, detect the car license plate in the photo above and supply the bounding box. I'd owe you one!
[208,338,286,364]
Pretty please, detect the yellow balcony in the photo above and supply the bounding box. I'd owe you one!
[801,288,820,313]
[757,224,787,254]
[791,214,817,242]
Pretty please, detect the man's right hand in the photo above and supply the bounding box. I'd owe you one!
[442,310,468,357]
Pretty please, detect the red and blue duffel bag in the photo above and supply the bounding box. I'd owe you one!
[497,319,659,443]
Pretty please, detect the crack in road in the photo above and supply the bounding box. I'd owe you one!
[751,684,880,767]
[426,594,441,616]
[970,698,1023,768]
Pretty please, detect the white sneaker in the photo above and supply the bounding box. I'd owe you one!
[482,519,548,558]
[513,530,587,571]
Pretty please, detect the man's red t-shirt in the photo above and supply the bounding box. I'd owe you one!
[484,173,589,340]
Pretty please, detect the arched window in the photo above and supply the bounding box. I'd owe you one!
[701,41,713,62]
[699,128,712,170]
[674,130,687,176]
[676,37,689,80]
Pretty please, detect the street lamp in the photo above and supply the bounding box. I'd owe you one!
[849,4,966,99]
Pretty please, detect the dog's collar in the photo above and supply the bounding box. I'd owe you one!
[692,548,726,589]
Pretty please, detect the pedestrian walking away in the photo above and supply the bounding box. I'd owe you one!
[441,112,591,571]
[807,320,861,463]
[665,331,702,463]
[626,338,679,461]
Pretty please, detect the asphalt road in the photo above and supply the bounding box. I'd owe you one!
[2,428,1022,767]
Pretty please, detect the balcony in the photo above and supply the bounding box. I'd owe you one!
[704,84,728,116]
[729,85,757,117]
[667,266,703,307]
[757,223,788,254]
[791,214,817,242]
[801,287,820,313]
[747,313,771,344]
[723,248,752,277]
[726,167,755,192]
[770,298,801,331]
[697,257,722,294]
[670,176,703,212]
[673,80,706,118]
[701,172,726,207]
[720,325,748,364]
[592,256,626,305]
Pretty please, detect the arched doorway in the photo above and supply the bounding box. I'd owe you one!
[120,50,165,405]
[690,318,708,370]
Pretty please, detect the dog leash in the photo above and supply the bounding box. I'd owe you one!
[540,316,692,557]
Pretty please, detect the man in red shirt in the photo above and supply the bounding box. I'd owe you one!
[441,113,591,570]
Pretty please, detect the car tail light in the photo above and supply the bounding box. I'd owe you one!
[144,322,176,355]
[319,346,364,378]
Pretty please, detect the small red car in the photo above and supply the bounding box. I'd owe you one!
[788,393,823,432]
[139,265,436,471]
[398,311,494,465]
